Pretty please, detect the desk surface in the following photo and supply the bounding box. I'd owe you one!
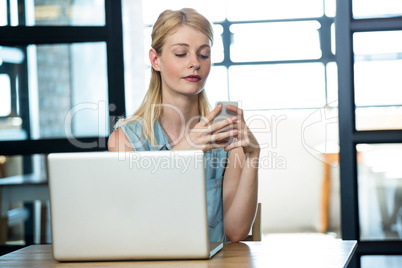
[1,240,357,268]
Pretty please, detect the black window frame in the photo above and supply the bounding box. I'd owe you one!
[212,14,335,110]
[0,0,125,156]
[336,0,402,267]
[0,0,125,248]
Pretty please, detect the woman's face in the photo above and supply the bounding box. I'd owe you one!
[150,25,211,98]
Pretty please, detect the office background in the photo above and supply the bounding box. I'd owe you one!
[0,0,402,267]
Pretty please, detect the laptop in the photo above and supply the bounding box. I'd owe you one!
[47,150,223,261]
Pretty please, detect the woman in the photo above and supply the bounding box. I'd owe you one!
[108,8,259,242]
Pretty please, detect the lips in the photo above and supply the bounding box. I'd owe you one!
[183,75,201,82]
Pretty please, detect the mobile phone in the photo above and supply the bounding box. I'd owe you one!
[213,101,238,124]
[212,101,239,144]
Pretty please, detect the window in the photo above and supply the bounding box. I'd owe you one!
[226,0,324,20]
[0,0,7,26]
[0,0,125,246]
[358,144,402,241]
[3,0,105,26]
[0,74,11,117]
[0,1,124,150]
[337,0,402,265]
[230,21,322,62]
[354,31,402,130]
[125,0,336,113]
[353,0,402,19]
[229,63,326,109]
[0,43,109,141]
[354,31,402,107]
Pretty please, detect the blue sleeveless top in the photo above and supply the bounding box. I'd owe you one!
[120,119,229,242]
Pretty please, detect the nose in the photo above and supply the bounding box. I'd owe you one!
[188,54,200,70]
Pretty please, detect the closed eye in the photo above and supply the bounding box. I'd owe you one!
[175,53,186,57]
[199,54,210,59]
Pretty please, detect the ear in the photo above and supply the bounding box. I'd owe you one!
[149,48,161,71]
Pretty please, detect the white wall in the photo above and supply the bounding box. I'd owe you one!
[251,107,402,235]
[245,108,340,234]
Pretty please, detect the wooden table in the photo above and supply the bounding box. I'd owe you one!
[0,240,357,267]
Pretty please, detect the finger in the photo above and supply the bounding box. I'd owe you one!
[225,105,244,119]
[211,121,240,139]
[210,116,237,133]
[198,135,229,151]
[215,112,244,135]
[211,129,238,144]
[223,139,247,152]
[200,104,222,126]
[231,121,249,139]
[212,124,236,135]
[208,141,230,150]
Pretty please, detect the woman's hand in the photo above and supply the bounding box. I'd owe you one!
[172,105,239,152]
[223,105,260,157]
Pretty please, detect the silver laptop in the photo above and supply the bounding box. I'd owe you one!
[47,150,223,261]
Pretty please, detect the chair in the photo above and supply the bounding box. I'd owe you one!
[243,203,262,241]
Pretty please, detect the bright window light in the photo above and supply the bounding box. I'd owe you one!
[229,63,326,109]
[135,0,333,110]
[230,21,321,62]
[0,74,11,117]
[353,0,402,19]
[0,0,7,26]
[227,0,323,21]
[142,0,226,25]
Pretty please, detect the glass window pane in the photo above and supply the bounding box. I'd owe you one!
[0,0,7,26]
[331,23,336,55]
[361,255,402,268]
[353,0,402,19]
[354,60,402,107]
[211,24,224,64]
[122,1,147,117]
[356,107,402,131]
[354,31,402,55]
[142,0,226,25]
[5,0,106,26]
[10,0,18,26]
[143,26,152,65]
[126,65,151,117]
[227,0,323,21]
[0,74,11,116]
[325,0,336,17]
[0,42,109,142]
[230,21,321,62]
[205,66,228,107]
[326,62,338,107]
[229,63,326,109]
[354,32,402,130]
[358,143,402,241]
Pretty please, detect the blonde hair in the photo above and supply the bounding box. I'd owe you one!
[117,8,213,146]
